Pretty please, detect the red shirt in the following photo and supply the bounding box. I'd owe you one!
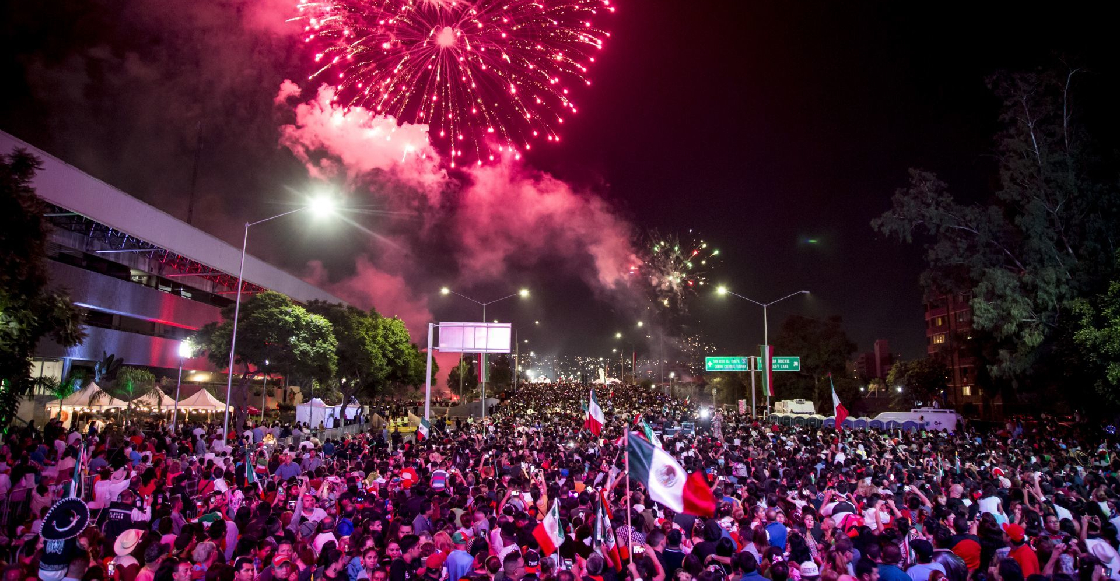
[1010,543,1040,577]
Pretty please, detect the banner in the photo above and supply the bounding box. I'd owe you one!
[738,399,746,414]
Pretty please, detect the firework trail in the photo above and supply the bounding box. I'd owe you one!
[630,229,721,313]
[296,0,614,167]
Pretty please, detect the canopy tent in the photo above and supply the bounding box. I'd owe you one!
[132,389,176,410]
[177,388,226,412]
[46,382,129,411]
[296,398,341,429]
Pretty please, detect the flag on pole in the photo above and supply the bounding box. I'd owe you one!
[594,496,621,570]
[640,419,662,449]
[626,433,715,517]
[418,417,431,441]
[70,440,86,498]
[246,445,257,486]
[830,374,848,430]
[533,500,564,556]
[761,345,774,396]
[584,389,605,436]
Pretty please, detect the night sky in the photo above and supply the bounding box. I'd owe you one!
[2,1,1115,370]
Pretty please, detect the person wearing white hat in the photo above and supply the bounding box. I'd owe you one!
[110,529,145,581]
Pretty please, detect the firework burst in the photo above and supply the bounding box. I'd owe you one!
[629,230,721,313]
[295,0,614,168]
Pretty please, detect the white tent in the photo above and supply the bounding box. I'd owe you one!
[133,389,176,411]
[177,389,226,412]
[296,398,340,429]
[46,382,129,411]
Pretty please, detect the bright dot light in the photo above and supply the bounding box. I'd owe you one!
[716,285,729,296]
[699,408,710,419]
[440,287,451,295]
[615,332,622,339]
[637,321,644,327]
[178,340,194,359]
[519,288,530,298]
[896,386,903,393]
[309,196,336,218]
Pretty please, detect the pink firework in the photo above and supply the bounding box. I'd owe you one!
[296,0,614,167]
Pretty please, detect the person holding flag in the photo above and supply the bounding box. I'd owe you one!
[533,500,564,557]
[418,416,431,441]
[626,429,716,519]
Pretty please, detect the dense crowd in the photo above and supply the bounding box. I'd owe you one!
[2,382,1119,581]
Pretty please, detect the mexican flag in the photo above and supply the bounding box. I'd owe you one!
[418,417,431,441]
[627,431,715,517]
[533,500,564,556]
[594,496,621,570]
[830,374,848,430]
[584,389,605,436]
[246,445,257,486]
[761,345,774,397]
[640,419,662,449]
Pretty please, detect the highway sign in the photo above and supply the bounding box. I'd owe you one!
[705,356,750,372]
[771,356,800,371]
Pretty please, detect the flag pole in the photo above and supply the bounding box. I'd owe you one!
[624,427,633,565]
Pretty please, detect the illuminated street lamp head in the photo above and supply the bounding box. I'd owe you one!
[309,195,337,218]
[615,332,622,339]
[716,285,729,296]
[518,289,530,298]
[178,340,194,359]
[637,321,644,327]
[440,287,450,295]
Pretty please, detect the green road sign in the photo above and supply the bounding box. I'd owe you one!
[705,356,750,372]
[771,356,800,371]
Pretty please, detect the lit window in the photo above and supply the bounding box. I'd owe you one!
[932,334,946,345]
[962,385,972,396]
[935,317,945,326]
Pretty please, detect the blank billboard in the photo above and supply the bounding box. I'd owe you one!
[437,322,512,354]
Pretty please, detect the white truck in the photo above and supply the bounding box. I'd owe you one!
[774,399,816,415]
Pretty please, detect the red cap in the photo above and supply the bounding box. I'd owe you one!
[1002,522,1025,542]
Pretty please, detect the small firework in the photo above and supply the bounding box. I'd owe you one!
[295,0,614,168]
[631,229,720,312]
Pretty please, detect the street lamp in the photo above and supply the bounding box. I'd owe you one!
[439,287,530,420]
[222,195,337,441]
[716,285,810,417]
[173,339,193,432]
[259,359,269,423]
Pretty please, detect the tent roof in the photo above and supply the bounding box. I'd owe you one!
[134,390,175,408]
[49,382,129,409]
[178,389,226,410]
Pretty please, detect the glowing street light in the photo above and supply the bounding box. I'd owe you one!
[173,339,194,432]
[222,194,340,441]
[439,286,530,419]
[716,285,810,418]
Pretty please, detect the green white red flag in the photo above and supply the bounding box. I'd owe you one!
[533,500,564,556]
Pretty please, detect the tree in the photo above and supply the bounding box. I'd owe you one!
[872,64,1120,398]
[1073,261,1120,404]
[886,358,950,408]
[306,301,388,402]
[193,291,337,433]
[376,317,434,392]
[104,366,157,421]
[489,354,513,387]
[0,150,85,430]
[771,314,859,412]
[447,358,479,399]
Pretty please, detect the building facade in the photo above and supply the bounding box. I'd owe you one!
[924,292,979,407]
[2,131,343,391]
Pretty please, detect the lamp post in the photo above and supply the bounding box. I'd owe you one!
[439,287,529,420]
[716,286,810,417]
[173,339,193,433]
[259,359,269,423]
[222,196,336,441]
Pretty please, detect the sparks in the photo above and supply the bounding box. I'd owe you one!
[296,0,614,166]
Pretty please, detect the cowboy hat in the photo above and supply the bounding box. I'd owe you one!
[114,529,144,557]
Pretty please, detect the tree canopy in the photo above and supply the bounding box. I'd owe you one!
[305,301,388,401]
[873,64,1120,402]
[771,314,859,412]
[447,357,479,398]
[193,291,337,430]
[0,150,85,430]
[886,357,950,408]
